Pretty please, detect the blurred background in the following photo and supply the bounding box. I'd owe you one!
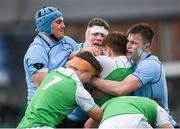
[0,0,180,127]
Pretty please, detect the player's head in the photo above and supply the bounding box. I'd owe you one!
[85,18,110,52]
[87,18,109,31]
[126,23,154,61]
[67,51,102,83]
[102,31,128,57]
[35,6,65,38]
[127,23,154,45]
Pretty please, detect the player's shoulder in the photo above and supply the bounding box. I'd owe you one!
[28,35,46,49]
[96,55,114,62]
[140,55,161,68]
[97,55,116,65]
[63,36,77,43]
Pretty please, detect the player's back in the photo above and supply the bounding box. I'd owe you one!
[96,55,134,106]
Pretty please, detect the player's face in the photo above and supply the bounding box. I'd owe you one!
[51,17,65,39]
[87,32,107,53]
[127,33,145,61]
[76,70,94,83]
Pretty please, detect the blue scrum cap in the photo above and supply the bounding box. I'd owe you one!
[35,6,63,34]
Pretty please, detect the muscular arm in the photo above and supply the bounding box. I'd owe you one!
[85,105,103,128]
[84,118,99,128]
[161,124,174,128]
[156,104,174,128]
[32,72,48,88]
[92,74,141,96]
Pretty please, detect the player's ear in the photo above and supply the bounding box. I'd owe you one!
[105,47,113,56]
[143,43,151,51]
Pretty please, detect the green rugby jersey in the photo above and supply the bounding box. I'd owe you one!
[18,67,95,128]
[96,56,134,106]
[102,96,157,126]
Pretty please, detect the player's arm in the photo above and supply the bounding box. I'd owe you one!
[32,72,48,88]
[155,104,174,128]
[91,74,141,96]
[85,100,108,128]
[161,124,174,128]
[87,105,103,122]
[75,84,103,126]
[84,105,103,128]
[84,117,99,128]
[76,92,103,122]
[26,44,49,88]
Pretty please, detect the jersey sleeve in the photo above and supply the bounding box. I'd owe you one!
[75,82,96,112]
[132,59,161,86]
[155,104,171,127]
[25,44,49,75]
[64,36,80,52]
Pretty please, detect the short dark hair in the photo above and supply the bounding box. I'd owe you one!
[127,23,154,44]
[87,18,110,31]
[75,51,102,76]
[102,31,128,55]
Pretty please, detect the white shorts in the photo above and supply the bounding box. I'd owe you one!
[98,114,153,129]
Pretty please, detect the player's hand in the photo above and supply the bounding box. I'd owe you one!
[81,47,101,56]
[92,88,104,99]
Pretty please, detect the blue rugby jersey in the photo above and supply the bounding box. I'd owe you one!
[132,55,168,111]
[132,55,177,125]
[24,33,80,102]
